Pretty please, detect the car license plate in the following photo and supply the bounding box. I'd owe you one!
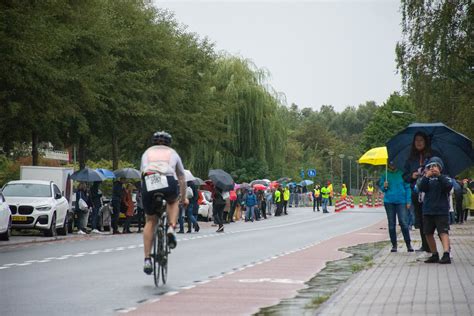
[13,215,28,222]
[145,174,168,192]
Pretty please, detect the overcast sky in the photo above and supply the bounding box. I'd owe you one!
[155,0,402,112]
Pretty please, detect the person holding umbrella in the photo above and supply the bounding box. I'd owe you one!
[402,132,440,252]
[141,131,189,275]
[75,182,90,234]
[379,162,413,252]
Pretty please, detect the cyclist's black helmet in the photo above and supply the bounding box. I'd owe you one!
[152,131,172,146]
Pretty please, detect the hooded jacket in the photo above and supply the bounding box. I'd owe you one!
[378,169,411,205]
[416,157,453,215]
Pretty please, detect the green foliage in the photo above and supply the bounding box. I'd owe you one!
[361,93,415,150]
[230,158,270,183]
[396,1,473,140]
[0,155,20,187]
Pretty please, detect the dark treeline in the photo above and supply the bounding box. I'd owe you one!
[1,1,472,185]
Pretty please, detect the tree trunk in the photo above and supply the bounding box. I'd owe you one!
[32,131,39,166]
[112,131,119,170]
[78,136,86,170]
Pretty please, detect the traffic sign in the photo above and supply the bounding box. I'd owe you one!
[307,169,317,177]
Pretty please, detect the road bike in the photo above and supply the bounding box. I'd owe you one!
[151,192,169,287]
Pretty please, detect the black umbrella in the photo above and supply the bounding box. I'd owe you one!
[114,168,141,179]
[208,169,234,191]
[386,122,473,177]
[71,167,106,182]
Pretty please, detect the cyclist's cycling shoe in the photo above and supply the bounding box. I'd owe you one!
[143,258,153,275]
[167,226,177,249]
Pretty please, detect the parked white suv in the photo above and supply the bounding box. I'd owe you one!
[2,180,69,237]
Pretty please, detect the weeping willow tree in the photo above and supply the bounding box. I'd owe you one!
[186,56,288,180]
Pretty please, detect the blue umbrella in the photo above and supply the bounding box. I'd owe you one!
[96,168,115,179]
[71,167,106,182]
[386,122,473,177]
[299,180,314,186]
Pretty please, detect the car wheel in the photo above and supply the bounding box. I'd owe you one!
[57,213,68,236]
[0,216,11,241]
[44,213,57,237]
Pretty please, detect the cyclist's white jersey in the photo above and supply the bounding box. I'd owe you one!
[140,145,185,179]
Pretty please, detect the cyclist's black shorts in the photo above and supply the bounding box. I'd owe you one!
[142,175,179,216]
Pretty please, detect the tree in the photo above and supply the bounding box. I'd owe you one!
[361,93,415,150]
[396,1,473,139]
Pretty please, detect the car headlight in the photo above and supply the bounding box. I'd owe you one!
[36,205,52,212]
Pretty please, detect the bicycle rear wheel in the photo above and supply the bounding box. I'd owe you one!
[152,226,162,287]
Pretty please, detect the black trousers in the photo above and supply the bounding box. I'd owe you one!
[275,202,283,216]
[455,196,464,223]
[412,193,429,250]
[283,201,288,214]
[313,198,321,211]
[111,200,121,232]
[214,203,225,226]
[261,201,267,219]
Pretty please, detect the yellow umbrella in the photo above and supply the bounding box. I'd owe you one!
[358,146,388,178]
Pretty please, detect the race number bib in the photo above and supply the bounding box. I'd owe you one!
[145,174,169,192]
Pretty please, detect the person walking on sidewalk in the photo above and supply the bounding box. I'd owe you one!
[379,162,413,252]
[417,157,453,264]
[321,183,330,213]
[213,187,226,232]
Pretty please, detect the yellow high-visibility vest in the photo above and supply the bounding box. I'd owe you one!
[314,189,320,197]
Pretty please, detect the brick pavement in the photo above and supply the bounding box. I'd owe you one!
[316,219,474,316]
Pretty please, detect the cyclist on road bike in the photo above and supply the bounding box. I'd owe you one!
[141,131,189,274]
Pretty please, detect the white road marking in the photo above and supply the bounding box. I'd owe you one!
[117,307,137,313]
[238,278,305,284]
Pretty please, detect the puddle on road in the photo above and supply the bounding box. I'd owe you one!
[255,241,390,316]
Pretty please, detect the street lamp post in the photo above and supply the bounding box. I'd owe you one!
[339,154,345,186]
[356,162,359,193]
[328,151,334,184]
[348,156,353,194]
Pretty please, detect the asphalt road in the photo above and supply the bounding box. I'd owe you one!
[0,206,385,315]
